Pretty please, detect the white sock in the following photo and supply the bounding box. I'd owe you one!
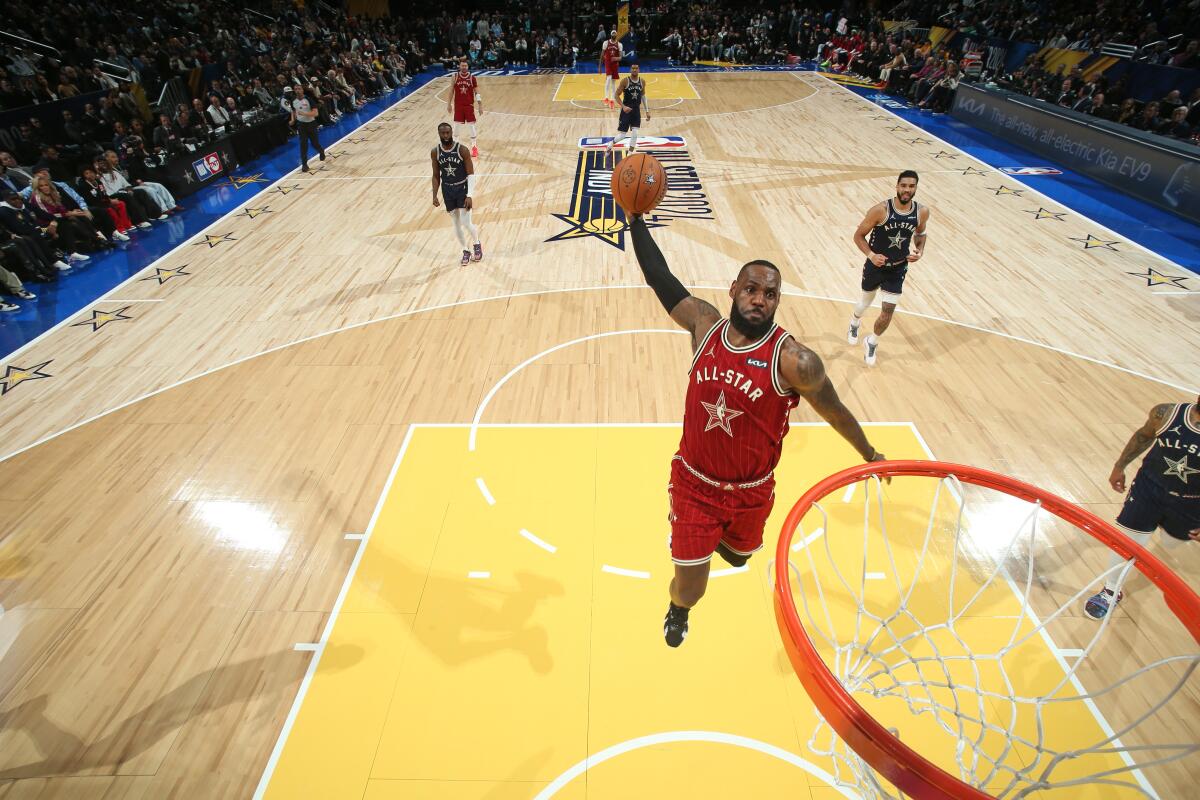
[852,289,877,319]
[463,209,480,244]
[866,333,878,346]
[604,76,613,100]
[469,123,477,146]
[1104,528,1154,591]
[629,127,639,152]
[452,209,467,247]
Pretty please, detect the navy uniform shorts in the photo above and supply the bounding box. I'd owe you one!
[1117,473,1200,541]
[441,181,468,213]
[618,108,641,132]
[861,259,909,295]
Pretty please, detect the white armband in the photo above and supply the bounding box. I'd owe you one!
[475,93,481,101]
[467,174,477,197]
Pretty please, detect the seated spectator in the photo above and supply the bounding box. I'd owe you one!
[0,190,75,268]
[205,94,233,129]
[0,153,32,194]
[1164,106,1193,140]
[95,155,167,221]
[77,165,140,234]
[1131,101,1164,133]
[1071,87,1096,114]
[153,113,182,153]
[27,173,109,254]
[920,61,961,112]
[119,141,182,211]
[1114,98,1139,125]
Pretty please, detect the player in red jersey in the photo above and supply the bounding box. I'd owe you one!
[629,215,887,647]
[601,31,624,109]
[447,59,482,157]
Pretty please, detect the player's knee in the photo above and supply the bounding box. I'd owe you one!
[677,581,707,607]
[879,303,897,319]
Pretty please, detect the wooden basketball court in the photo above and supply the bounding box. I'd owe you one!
[0,70,1197,799]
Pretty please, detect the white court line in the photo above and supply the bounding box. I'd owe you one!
[683,73,701,99]
[841,483,856,503]
[3,283,1195,467]
[820,75,1193,274]
[791,527,825,551]
[292,642,320,652]
[519,528,557,554]
[475,477,496,505]
[601,564,652,579]
[710,565,749,578]
[905,420,1157,798]
[533,730,856,799]
[1056,647,1086,658]
[467,571,491,579]
[1,79,439,370]
[253,424,416,800]
[553,72,566,101]
[467,329,686,451]
[343,532,364,540]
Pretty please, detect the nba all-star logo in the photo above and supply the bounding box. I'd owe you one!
[547,138,714,250]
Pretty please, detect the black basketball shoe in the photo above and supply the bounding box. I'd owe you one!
[664,603,689,647]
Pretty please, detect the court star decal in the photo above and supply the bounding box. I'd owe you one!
[139,265,190,284]
[237,206,273,219]
[1069,234,1120,251]
[194,233,236,248]
[929,150,958,159]
[701,391,743,437]
[269,184,303,195]
[1024,207,1067,221]
[1126,268,1188,288]
[906,138,931,145]
[0,360,52,395]
[227,173,267,189]
[986,185,1024,196]
[959,167,989,176]
[1163,454,1199,483]
[71,306,133,332]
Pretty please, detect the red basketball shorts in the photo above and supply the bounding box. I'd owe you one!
[666,458,775,566]
[453,105,476,124]
[605,61,620,79]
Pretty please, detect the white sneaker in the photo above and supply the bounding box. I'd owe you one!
[112,230,130,242]
[53,260,71,271]
[847,320,860,344]
[137,221,152,229]
[864,337,878,366]
[68,252,90,262]
[157,214,169,221]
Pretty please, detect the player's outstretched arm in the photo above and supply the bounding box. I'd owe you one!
[1109,403,1173,492]
[629,215,720,346]
[779,340,883,463]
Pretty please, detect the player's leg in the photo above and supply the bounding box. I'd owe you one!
[1085,476,1163,619]
[849,288,877,344]
[627,123,640,154]
[717,482,773,568]
[604,74,613,106]
[463,206,482,261]
[299,124,311,171]
[865,289,901,366]
[449,205,471,265]
[664,470,722,647]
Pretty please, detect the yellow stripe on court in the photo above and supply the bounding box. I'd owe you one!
[553,72,700,102]
[263,424,1142,799]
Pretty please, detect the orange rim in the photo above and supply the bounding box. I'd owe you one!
[772,459,1200,800]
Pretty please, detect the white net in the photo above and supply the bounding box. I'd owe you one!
[777,472,1200,800]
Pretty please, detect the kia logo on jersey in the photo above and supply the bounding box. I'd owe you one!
[746,358,768,368]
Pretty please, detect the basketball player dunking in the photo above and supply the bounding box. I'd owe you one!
[847,170,931,366]
[448,60,482,157]
[606,63,649,157]
[629,215,886,647]
[431,122,482,266]
[601,31,624,109]
[1085,397,1200,619]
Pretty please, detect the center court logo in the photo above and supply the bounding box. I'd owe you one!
[547,137,714,250]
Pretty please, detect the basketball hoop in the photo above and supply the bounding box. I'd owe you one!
[772,460,1200,800]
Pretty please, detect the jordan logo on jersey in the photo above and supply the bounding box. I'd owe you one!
[701,391,743,436]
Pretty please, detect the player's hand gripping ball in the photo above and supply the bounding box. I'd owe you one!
[611,153,668,215]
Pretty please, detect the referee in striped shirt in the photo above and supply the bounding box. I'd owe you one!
[288,84,326,173]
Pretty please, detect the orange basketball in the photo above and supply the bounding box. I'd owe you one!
[611,153,668,215]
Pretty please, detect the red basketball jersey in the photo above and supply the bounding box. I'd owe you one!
[603,41,621,67]
[453,73,477,109]
[678,320,798,484]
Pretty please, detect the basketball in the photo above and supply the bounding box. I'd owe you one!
[611,153,668,215]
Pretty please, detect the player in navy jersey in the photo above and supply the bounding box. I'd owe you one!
[847,170,931,366]
[606,63,649,156]
[628,214,887,647]
[431,123,482,266]
[1085,398,1200,619]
